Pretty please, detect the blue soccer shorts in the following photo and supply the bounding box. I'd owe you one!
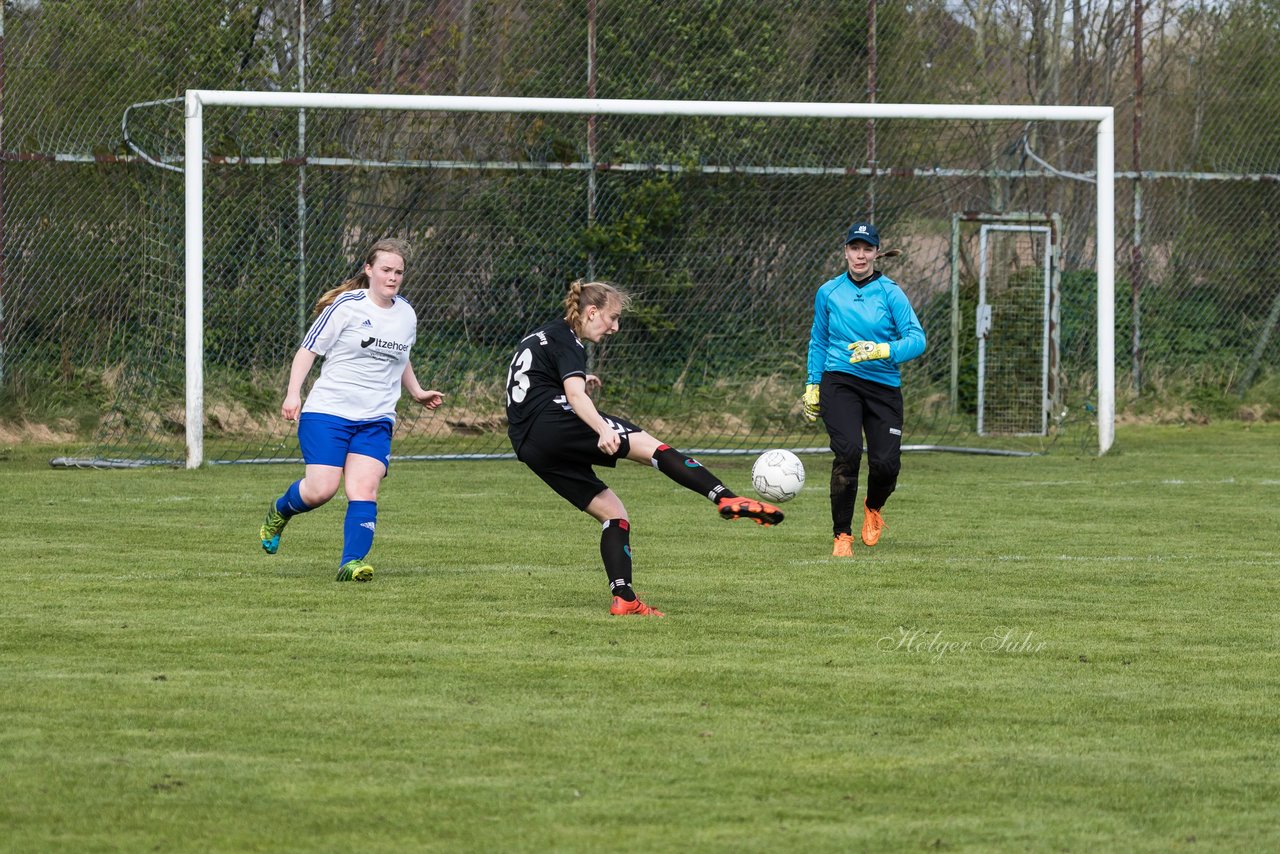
[298,413,394,471]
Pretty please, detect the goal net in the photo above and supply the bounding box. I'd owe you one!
[58,93,1114,468]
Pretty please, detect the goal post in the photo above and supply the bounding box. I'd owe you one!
[182,90,1115,468]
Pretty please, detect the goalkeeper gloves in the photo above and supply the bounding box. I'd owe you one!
[802,383,820,423]
[848,341,891,364]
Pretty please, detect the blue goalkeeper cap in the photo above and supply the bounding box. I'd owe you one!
[844,222,880,247]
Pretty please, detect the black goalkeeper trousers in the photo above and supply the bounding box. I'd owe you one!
[819,370,904,535]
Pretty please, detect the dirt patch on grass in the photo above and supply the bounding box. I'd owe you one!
[0,419,79,444]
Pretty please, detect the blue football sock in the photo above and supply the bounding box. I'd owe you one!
[275,480,312,518]
[341,500,377,566]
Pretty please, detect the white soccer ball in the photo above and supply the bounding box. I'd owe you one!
[751,449,805,504]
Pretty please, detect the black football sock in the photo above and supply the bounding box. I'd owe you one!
[830,459,858,535]
[601,519,636,601]
[651,444,735,503]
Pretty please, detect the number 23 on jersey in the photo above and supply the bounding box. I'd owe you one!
[506,347,533,406]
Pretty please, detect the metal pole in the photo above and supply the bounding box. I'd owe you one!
[866,0,877,219]
[184,91,1114,122]
[976,226,990,435]
[949,215,960,414]
[586,0,598,280]
[184,93,206,468]
[0,3,7,387]
[1097,113,1116,455]
[297,0,308,338]
[1130,0,1144,394]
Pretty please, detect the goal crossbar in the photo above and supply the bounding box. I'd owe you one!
[183,90,1115,467]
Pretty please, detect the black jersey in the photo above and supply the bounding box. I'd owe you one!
[505,318,588,448]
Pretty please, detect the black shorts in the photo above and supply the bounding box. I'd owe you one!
[512,410,644,511]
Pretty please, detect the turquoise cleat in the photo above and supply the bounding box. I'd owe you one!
[260,506,289,555]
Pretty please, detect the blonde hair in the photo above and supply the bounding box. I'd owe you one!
[563,278,631,334]
[314,238,412,314]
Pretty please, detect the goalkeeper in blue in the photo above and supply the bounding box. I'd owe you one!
[257,238,444,582]
[802,222,926,557]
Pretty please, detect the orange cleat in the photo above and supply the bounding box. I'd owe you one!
[717,496,784,527]
[832,533,855,557]
[610,596,665,617]
[861,502,886,546]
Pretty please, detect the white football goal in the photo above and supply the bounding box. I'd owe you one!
[170,92,1113,468]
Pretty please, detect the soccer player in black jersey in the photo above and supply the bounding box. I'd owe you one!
[506,278,784,617]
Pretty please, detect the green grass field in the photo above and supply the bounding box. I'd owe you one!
[2,423,1278,852]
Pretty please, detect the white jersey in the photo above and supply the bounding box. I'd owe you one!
[300,290,418,422]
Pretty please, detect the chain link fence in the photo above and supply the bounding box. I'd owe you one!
[2,1,1277,464]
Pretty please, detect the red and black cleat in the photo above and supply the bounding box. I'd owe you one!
[717,496,785,527]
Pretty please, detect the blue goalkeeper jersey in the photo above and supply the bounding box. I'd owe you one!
[806,271,926,388]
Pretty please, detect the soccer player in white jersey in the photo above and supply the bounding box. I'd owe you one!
[258,238,443,581]
[505,278,784,618]
[802,222,927,557]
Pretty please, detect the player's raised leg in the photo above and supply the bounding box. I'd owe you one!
[716,494,785,526]
[260,502,291,554]
[260,464,341,554]
[625,431,784,526]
